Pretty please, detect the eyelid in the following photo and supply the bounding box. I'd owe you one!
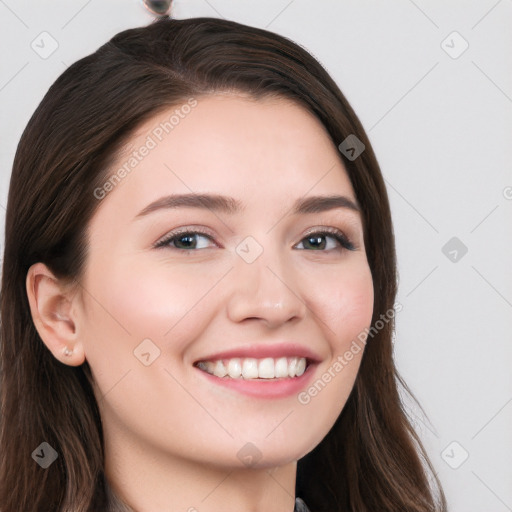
[154,225,219,249]
[154,224,358,252]
[298,226,357,251]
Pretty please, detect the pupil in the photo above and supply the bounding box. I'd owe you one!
[308,236,325,250]
[179,235,195,248]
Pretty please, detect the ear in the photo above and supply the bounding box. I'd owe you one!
[26,262,85,367]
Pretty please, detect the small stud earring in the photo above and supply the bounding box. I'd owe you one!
[63,347,73,357]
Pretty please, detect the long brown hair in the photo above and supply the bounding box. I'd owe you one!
[0,15,446,512]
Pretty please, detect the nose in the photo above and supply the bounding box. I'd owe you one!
[226,248,307,329]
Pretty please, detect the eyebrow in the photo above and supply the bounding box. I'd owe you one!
[134,193,361,219]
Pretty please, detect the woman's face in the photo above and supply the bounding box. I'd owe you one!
[77,93,374,469]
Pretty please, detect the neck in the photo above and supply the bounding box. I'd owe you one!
[102,426,298,512]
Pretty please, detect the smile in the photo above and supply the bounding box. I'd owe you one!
[195,356,308,380]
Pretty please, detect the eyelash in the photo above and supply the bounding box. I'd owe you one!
[154,226,356,252]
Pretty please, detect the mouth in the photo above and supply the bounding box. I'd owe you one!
[193,356,312,380]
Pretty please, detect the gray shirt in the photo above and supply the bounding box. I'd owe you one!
[294,496,311,512]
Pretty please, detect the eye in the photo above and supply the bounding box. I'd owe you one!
[154,227,356,252]
[295,228,355,252]
[154,228,217,250]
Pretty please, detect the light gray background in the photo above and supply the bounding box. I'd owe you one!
[0,1,511,511]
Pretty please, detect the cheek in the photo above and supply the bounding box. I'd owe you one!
[79,257,226,361]
[306,260,374,350]
[77,256,230,433]
[290,262,373,452]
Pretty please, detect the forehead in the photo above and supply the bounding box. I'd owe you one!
[94,93,356,218]
[121,92,337,163]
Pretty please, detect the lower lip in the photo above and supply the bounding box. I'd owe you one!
[195,364,317,399]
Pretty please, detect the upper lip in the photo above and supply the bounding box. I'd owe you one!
[194,343,322,365]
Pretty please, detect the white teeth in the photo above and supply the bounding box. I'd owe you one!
[227,358,242,378]
[288,357,298,377]
[258,357,274,378]
[213,360,227,378]
[197,356,308,379]
[242,358,259,379]
[296,357,306,377]
[274,357,288,378]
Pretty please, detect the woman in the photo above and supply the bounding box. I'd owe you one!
[0,15,446,512]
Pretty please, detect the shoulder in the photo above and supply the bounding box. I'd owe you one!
[295,497,311,512]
